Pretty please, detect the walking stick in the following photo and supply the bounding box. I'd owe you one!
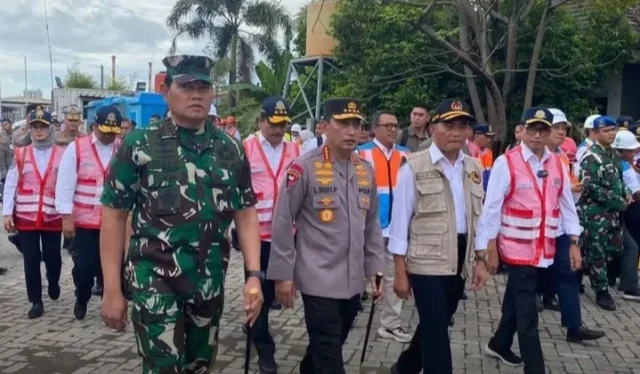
[360,272,383,363]
[244,288,259,374]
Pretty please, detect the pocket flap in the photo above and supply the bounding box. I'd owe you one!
[416,182,444,195]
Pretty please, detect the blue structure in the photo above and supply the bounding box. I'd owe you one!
[85,93,167,129]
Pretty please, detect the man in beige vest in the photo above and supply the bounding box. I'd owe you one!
[388,99,489,374]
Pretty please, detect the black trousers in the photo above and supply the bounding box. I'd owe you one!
[71,228,101,304]
[249,241,276,362]
[21,230,62,304]
[490,265,545,374]
[299,294,360,374]
[395,274,464,374]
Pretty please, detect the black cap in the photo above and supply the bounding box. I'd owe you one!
[262,97,291,124]
[522,107,553,127]
[431,99,475,123]
[323,98,365,121]
[95,106,123,134]
[28,106,52,125]
[473,123,496,135]
[617,115,634,129]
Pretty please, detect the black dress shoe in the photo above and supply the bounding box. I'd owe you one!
[0,267,7,275]
[361,290,369,301]
[8,233,22,254]
[28,303,44,319]
[543,296,560,312]
[579,284,585,294]
[258,357,277,374]
[48,284,60,300]
[460,291,468,300]
[449,316,454,326]
[566,326,605,343]
[536,295,544,312]
[74,300,88,320]
[596,290,616,311]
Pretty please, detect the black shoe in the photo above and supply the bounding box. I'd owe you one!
[536,295,544,312]
[28,303,44,319]
[48,284,60,300]
[74,300,88,320]
[579,284,585,294]
[270,300,282,311]
[390,363,399,374]
[596,290,616,311]
[608,275,617,287]
[0,267,7,275]
[543,296,560,312]
[257,357,277,374]
[460,291,468,300]
[485,341,523,367]
[566,326,605,343]
[92,284,103,296]
[361,290,369,301]
[622,288,640,301]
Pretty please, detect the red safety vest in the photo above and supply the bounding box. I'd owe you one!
[497,146,564,266]
[243,136,300,240]
[72,136,119,229]
[14,145,63,231]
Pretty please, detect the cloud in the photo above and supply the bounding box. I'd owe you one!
[0,0,312,97]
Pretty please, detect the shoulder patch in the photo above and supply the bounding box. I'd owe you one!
[286,163,304,189]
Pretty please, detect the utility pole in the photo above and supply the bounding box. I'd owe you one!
[101,65,104,89]
[24,57,27,94]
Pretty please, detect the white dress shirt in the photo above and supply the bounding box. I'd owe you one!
[371,138,396,238]
[55,134,116,215]
[2,147,53,216]
[301,134,326,155]
[388,145,467,256]
[257,132,284,172]
[474,144,582,268]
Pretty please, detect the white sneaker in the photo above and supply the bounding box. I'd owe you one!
[377,326,412,343]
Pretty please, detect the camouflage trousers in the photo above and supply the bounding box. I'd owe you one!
[131,289,224,374]
[582,225,624,292]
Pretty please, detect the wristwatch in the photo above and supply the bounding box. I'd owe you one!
[475,253,487,263]
[246,270,265,281]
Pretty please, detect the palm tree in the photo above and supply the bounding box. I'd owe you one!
[167,0,293,108]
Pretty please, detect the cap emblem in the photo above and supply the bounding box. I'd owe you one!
[451,101,463,111]
[347,101,358,113]
[106,112,117,126]
[35,106,44,119]
[535,110,546,119]
[275,100,286,114]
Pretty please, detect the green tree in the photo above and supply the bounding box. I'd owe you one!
[105,73,138,91]
[64,63,97,89]
[294,6,307,56]
[167,0,294,108]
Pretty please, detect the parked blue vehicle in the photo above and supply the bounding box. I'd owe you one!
[85,92,167,129]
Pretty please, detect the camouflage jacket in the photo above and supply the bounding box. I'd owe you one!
[0,133,13,179]
[577,143,626,220]
[101,119,257,298]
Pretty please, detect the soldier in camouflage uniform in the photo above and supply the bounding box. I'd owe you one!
[55,105,87,147]
[100,55,264,374]
[578,116,628,311]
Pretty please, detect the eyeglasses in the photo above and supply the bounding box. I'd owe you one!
[525,125,551,136]
[378,123,400,131]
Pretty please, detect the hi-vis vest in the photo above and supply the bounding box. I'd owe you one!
[357,141,409,228]
[472,148,493,191]
[73,136,119,229]
[244,136,300,240]
[14,145,63,231]
[497,146,563,266]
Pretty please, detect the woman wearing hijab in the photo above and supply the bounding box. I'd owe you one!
[2,107,64,319]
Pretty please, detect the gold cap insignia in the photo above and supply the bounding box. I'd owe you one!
[70,108,77,114]
[275,100,287,115]
[35,107,44,119]
[451,101,463,111]
[624,121,629,127]
[534,110,546,119]
[346,101,358,114]
[105,112,117,126]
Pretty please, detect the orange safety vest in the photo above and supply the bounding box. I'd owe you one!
[72,136,119,229]
[497,147,564,266]
[14,145,63,231]
[472,147,493,191]
[558,150,579,186]
[357,142,409,228]
[244,136,300,240]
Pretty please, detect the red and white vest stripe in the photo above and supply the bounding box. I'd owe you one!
[497,146,564,266]
[243,136,300,241]
[14,145,63,231]
[73,136,119,229]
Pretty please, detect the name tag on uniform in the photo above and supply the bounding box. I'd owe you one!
[516,182,534,190]
[415,171,439,181]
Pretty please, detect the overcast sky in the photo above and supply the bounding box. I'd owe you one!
[0,0,309,98]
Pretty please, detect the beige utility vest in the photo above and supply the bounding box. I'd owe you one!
[405,149,485,278]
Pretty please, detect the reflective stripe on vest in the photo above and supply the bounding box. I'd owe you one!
[497,146,563,266]
[73,137,119,229]
[14,145,63,231]
[357,142,409,228]
[244,136,300,240]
